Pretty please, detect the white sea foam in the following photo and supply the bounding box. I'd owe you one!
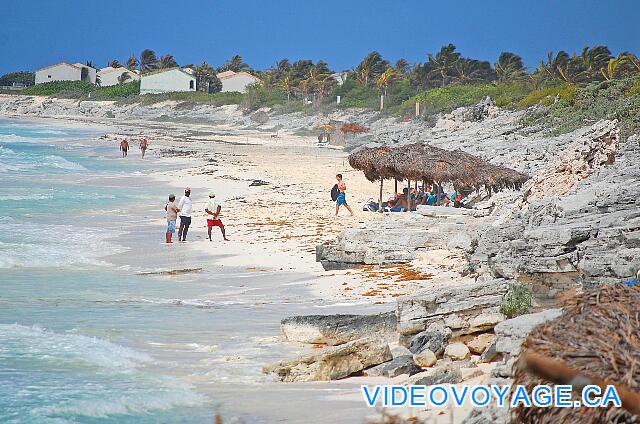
[0,221,126,269]
[0,323,151,370]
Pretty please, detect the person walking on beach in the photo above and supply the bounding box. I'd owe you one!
[335,174,354,216]
[139,138,148,158]
[205,192,229,241]
[120,139,129,158]
[165,194,180,243]
[177,187,193,242]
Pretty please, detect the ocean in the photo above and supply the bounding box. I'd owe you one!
[0,117,378,424]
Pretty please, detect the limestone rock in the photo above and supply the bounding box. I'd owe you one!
[280,312,397,346]
[494,309,562,358]
[461,367,484,381]
[466,333,496,354]
[364,355,421,378]
[397,279,508,336]
[408,324,451,356]
[262,337,392,382]
[404,365,462,386]
[413,349,437,367]
[444,342,470,360]
[478,340,499,363]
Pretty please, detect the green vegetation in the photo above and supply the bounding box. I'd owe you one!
[0,71,34,87]
[500,283,533,318]
[521,78,640,138]
[9,44,640,132]
[22,80,96,97]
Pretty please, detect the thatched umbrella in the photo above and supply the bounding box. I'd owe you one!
[348,143,529,210]
[513,284,640,423]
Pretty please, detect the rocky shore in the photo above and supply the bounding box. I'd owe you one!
[2,93,638,423]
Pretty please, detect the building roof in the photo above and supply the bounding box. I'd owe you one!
[216,70,260,82]
[98,66,138,75]
[36,62,82,72]
[141,67,195,79]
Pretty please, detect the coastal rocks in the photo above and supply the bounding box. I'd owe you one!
[404,365,462,386]
[470,121,640,292]
[280,312,397,346]
[412,350,437,367]
[494,309,562,359]
[407,324,451,356]
[363,355,422,378]
[262,337,392,382]
[444,342,470,360]
[316,213,482,269]
[396,279,508,337]
[466,333,496,354]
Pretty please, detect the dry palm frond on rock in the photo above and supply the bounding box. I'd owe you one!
[513,284,640,423]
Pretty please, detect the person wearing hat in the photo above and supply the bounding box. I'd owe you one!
[205,192,229,241]
[177,187,193,242]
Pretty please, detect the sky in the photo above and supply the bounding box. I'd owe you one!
[1,0,639,75]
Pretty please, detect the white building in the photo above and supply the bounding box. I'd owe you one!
[35,62,97,84]
[97,67,140,87]
[139,68,196,95]
[217,70,260,93]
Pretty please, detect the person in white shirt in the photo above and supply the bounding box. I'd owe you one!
[205,192,229,241]
[177,187,193,242]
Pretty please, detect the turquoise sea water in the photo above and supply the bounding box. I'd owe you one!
[0,118,216,423]
[0,117,385,424]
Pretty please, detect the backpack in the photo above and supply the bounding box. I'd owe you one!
[331,184,339,201]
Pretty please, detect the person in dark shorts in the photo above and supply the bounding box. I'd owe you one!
[139,138,148,158]
[177,187,193,242]
[120,139,129,158]
[205,192,229,241]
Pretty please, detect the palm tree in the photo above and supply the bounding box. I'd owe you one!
[277,74,295,102]
[394,59,410,77]
[117,72,132,84]
[356,51,389,87]
[577,46,612,81]
[158,54,178,69]
[376,67,397,97]
[600,55,627,81]
[219,55,249,73]
[193,63,221,93]
[495,52,526,82]
[537,51,570,82]
[109,59,122,68]
[427,44,461,87]
[125,54,138,72]
[140,49,158,73]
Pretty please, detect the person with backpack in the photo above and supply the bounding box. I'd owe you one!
[334,174,354,216]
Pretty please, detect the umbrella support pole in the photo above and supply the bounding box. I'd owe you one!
[379,179,384,213]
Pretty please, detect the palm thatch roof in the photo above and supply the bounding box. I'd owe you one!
[513,284,640,423]
[348,143,528,192]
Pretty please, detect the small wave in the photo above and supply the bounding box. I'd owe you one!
[138,298,245,308]
[0,323,151,370]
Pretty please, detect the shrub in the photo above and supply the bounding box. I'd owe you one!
[500,283,533,318]
[23,80,95,97]
[516,83,577,108]
[90,81,140,100]
[242,84,287,110]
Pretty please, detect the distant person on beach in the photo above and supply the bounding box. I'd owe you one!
[335,174,354,216]
[165,194,180,243]
[139,138,148,158]
[177,187,193,242]
[120,139,129,158]
[205,192,229,241]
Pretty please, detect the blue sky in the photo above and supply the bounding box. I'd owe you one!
[1,0,638,74]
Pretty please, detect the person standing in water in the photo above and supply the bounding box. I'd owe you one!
[177,187,193,242]
[139,138,148,158]
[119,139,129,158]
[335,174,354,216]
[165,194,180,243]
[205,192,229,241]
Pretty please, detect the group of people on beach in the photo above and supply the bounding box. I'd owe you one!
[365,183,469,212]
[120,138,148,158]
[164,188,229,243]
